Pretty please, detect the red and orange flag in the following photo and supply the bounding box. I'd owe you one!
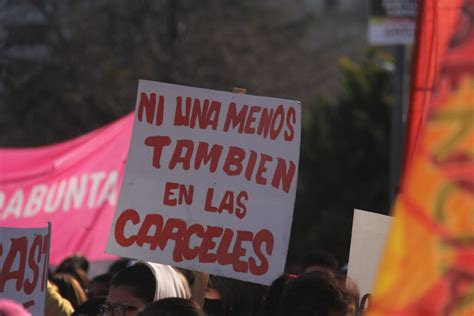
[368,0,474,315]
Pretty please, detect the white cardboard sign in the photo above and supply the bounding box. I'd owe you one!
[347,209,392,297]
[106,81,301,285]
[0,224,51,315]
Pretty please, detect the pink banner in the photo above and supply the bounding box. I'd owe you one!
[0,114,133,264]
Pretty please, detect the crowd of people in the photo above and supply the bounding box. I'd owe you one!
[0,251,365,316]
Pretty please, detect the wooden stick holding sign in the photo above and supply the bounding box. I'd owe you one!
[190,87,248,307]
[191,271,209,306]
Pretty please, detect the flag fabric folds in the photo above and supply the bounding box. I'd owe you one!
[369,0,474,315]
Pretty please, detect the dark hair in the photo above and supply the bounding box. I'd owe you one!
[138,298,204,316]
[51,273,88,309]
[56,255,90,289]
[301,250,339,273]
[336,275,360,314]
[206,275,266,316]
[263,273,297,316]
[57,255,90,273]
[108,258,130,276]
[110,264,156,303]
[72,296,106,315]
[88,273,113,297]
[91,273,112,286]
[278,271,349,316]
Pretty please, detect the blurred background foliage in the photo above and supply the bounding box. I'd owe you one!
[0,0,393,267]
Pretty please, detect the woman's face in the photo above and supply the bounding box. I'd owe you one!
[102,285,147,316]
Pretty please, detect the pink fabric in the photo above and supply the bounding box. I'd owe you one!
[0,113,133,264]
[0,299,32,316]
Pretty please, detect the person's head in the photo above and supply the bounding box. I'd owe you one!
[56,255,90,289]
[262,273,297,316]
[301,250,339,276]
[88,273,113,298]
[108,258,130,276]
[278,271,349,316]
[204,275,267,316]
[73,296,106,316]
[52,273,88,309]
[57,255,90,272]
[336,275,360,316]
[103,264,156,316]
[138,298,204,316]
[102,262,191,316]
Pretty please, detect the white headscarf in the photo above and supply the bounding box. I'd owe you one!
[135,261,191,301]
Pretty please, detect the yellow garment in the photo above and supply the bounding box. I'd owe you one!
[45,281,75,316]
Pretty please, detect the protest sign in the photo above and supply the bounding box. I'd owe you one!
[0,224,51,315]
[368,0,417,45]
[347,209,392,298]
[106,81,301,285]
